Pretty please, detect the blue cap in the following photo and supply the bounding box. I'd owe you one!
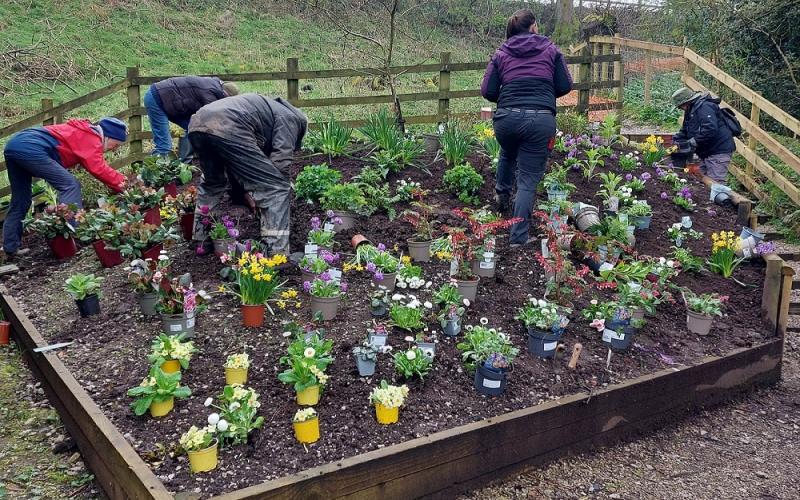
[98,117,128,142]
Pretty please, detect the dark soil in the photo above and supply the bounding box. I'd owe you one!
[2,141,768,497]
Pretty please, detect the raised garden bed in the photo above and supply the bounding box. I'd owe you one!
[1,126,790,499]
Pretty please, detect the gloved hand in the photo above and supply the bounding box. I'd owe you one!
[687,137,697,148]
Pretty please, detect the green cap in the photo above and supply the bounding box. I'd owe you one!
[671,87,700,107]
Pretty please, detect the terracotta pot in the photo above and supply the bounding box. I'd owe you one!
[141,244,163,261]
[332,211,356,232]
[164,182,178,197]
[406,240,432,262]
[92,240,123,268]
[373,272,397,292]
[310,295,340,321]
[455,277,480,303]
[686,310,714,336]
[351,234,372,249]
[48,235,77,260]
[143,206,161,226]
[241,304,265,328]
[0,321,10,345]
[179,212,195,241]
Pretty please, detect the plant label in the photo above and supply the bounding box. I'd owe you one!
[618,213,629,224]
[742,246,752,259]
[483,251,495,261]
[169,324,182,332]
[323,223,335,232]
[482,377,501,389]
[479,260,495,269]
[541,239,550,258]
[304,244,318,256]
[329,268,343,283]
[602,329,624,342]
[369,334,387,347]
[449,260,458,276]
[681,216,692,228]
[599,262,615,272]
[543,341,558,351]
[186,317,195,329]
[420,347,434,359]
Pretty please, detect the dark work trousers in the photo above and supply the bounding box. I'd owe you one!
[493,108,556,245]
[3,141,82,254]
[188,131,291,255]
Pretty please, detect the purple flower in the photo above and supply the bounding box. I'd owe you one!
[340,281,349,293]
[320,271,332,282]
[610,154,618,161]
[641,172,652,181]
[222,216,235,229]
[708,210,717,217]
[679,187,692,198]
[199,205,210,215]
[196,246,207,256]
[326,210,335,218]
[660,192,669,200]
[321,250,338,264]
[201,217,211,226]
[625,173,633,181]
[227,228,239,238]
[303,281,311,292]
[656,168,666,178]
[377,243,386,251]
[366,262,376,272]
[756,241,776,255]
[374,271,384,281]
[310,217,321,230]
[333,217,343,225]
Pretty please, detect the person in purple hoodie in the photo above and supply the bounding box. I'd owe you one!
[481,9,573,246]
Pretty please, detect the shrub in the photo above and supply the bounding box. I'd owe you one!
[556,111,588,137]
[443,163,484,205]
[294,164,342,202]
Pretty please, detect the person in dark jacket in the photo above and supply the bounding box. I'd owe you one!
[2,118,128,257]
[481,9,573,246]
[188,94,307,256]
[672,87,735,183]
[144,76,240,159]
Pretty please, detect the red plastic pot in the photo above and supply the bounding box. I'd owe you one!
[48,235,77,260]
[143,206,162,226]
[180,212,195,241]
[92,240,124,268]
[164,182,178,197]
[241,304,265,328]
[0,321,10,345]
[141,244,163,261]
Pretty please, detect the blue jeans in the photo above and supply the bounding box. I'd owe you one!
[3,149,82,254]
[144,87,173,156]
[493,109,556,244]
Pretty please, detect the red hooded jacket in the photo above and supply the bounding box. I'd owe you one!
[43,120,125,192]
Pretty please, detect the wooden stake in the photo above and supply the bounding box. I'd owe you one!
[568,343,582,370]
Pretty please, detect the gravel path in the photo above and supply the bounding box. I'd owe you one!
[461,333,800,500]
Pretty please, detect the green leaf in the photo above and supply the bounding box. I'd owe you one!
[132,396,153,416]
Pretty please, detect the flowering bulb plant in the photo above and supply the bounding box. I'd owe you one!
[220,252,287,307]
[25,203,77,239]
[393,346,432,381]
[117,218,179,258]
[126,366,191,416]
[456,321,518,373]
[148,333,196,369]
[224,353,251,370]
[618,151,641,171]
[684,290,728,317]
[200,210,239,241]
[307,212,340,248]
[401,200,439,242]
[515,297,570,332]
[303,272,347,298]
[204,385,264,446]
[707,231,744,278]
[299,250,339,275]
[369,380,409,408]
[179,425,217,452]
[293,407,317,423]
[639,135,675,166]
[156,275,210,315]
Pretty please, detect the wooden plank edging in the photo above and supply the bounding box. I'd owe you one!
[0,285,172,500]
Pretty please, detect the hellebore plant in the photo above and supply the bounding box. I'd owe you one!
[64,273,103,300]
[25,203,77,240]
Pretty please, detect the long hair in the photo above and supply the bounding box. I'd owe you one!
[506,9,536,39]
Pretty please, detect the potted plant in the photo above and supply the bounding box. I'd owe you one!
[366,245,401,291]
[352,339,379,377]
[433,283,464,311]
[224,353,250,385]
[134,156,194,196]
[172,186,197,240]
[585,299,638,351]
[542,162,576,201]
[298,251,338,284]
[75,207,125,268]
[64,273,103,318]
[156,271,210,338]
[367,322,390,347]
[370,287,391,317]
[369,380,409,425]
[128,257,169,316]
[127,366,191,417]
[0,310,10,345]
[117,218,179,259]
[25,203,78,259]
[396,260,426,290]
[148,333,196,374]
[624,200,653,230]
[307,212,339,253]
[456,322,518,396]
[199,210,239,256]
[536,231,590,308]
[516,298,570,358]
[304,272,346,321]
[684,291,728,336]
[204,385,265,446]
[278,355,330,406]
[220,251,287,327]
[293,408,320,444]
[401,200,438,262]
[439,302,465,337]
[118,181,165,225]
[179,425,218,473]
[394,346,432,381]
[708,231,745,278]
[320,182,368,231]
[388,295,427,332]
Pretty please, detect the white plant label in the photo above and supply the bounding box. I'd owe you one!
[482,378,501,389]
[618,213,629,224]
[304,244,318,256]
[186,318,195,329]
[742,247,752,259]
[421,347,435,359]
[323,222,335,232]
[169,324,182,332]
[329,268,343,283]
[370,335,387,347]
[483,251,495,261]
[449,260,458,276]
[603,329,624,342]
[541,239,550,258]
[479,261,495,269]
[543,341,558,351]
[599,262,615,272]
[681,216,693,228]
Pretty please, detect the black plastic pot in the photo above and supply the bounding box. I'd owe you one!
[527,328,563,358]
[75,294,101,318]
[602,318,636,351]
[473,364,507,396]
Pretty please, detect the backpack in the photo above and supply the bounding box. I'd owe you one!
[718,107,743,137]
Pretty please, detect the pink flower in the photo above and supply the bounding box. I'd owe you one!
[590,318,605,332]
[200,205,210,215]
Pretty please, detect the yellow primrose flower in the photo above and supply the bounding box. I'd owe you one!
[277,300,286,309]
[401,255,411,265]
[356,265,364,272]
[218,284,227,292]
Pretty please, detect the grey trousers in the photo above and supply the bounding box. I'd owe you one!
[188,132,291,255]
[700,153,732,184]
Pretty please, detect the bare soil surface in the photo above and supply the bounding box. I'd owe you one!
[0,143,772,496]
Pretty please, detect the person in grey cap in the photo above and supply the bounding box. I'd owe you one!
[188,94,307,256]
[671,87,734,184]
[2,117,128,257]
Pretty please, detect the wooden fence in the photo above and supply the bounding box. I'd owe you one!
[0,50,621,201]
[592,35,800,212]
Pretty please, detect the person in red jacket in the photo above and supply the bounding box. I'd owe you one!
[2,117,128,257]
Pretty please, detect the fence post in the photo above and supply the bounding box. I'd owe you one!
[601,43,610,84]
[747,104,761,177]
[438,52,451,124]
[615,37,624,118]
[592,41,601,89]
[41,99,54,126]
[577,45,591,115]
[286,58,299,105]
[126,67,143,156]
[644,52,653,104]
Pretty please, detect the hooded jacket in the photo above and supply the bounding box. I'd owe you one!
[152,76,226,123]
[481,33,573,113]
[4,119,125,192]
[674,94,734,158]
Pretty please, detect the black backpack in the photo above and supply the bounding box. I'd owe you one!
[718,107,743,137]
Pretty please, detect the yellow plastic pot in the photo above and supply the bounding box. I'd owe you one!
[225,367,248,386]
[293,417,320,444]
[375,403,399,425]
[150,397,174,418]
[296,385,320,406]
[160,359,181,374]
[188,440,218,473]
